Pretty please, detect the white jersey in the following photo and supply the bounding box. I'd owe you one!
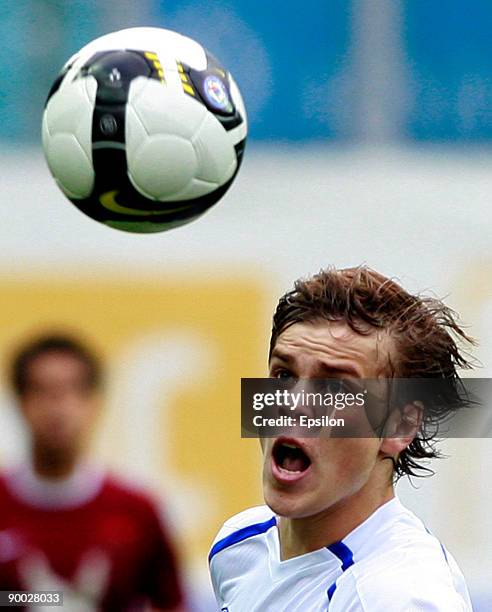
[209,497,472,612]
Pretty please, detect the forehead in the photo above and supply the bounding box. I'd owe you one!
[26,351,89,380]
[270,320,393,377]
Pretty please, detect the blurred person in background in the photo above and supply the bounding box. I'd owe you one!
[0,333,185,611]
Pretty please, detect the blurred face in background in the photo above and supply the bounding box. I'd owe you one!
[18,351,101,456]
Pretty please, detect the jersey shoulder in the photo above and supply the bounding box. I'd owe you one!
[211,505,274,549]
[101,473,164,514]
[332,528,472,611]
[0,472,17,516]
[209,506,275,604]
[96,473,176,545]
[0,472,12,496]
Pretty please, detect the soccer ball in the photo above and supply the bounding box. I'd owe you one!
[42,27,247,233]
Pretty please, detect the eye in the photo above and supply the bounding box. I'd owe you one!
[271,368,296,381]
[323,379,347,394]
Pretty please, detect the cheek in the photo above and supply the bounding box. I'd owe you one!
[22,401,47,424]
[317,439,381,486]
[260,438,273,458]
[75,401,98,428]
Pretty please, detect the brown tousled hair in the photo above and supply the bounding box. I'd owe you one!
[269,266,475,479]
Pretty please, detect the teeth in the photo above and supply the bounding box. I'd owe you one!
[279,467,301,474]
[282,443,299,449]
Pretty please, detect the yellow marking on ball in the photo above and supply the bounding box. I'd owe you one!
[99,190,190,217]
[182,83,195,95]
[145,52,159,60]
[180,73,188,83]
[177,63,184,73]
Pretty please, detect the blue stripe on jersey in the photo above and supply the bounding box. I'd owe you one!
[327,581,337,601]
[208,516,277,562]
[326,540,355,602]
[327,541,354,571]
[424,526,449,565]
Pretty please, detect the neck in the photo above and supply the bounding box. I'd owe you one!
[31,443,81,480]
[278,481,394,560]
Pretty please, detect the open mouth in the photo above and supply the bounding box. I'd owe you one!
[272,438,312,476]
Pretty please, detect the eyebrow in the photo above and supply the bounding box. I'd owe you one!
[269,349,293,364]
[269,349,364,378]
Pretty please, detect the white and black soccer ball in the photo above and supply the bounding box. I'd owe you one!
[42,27,247,233]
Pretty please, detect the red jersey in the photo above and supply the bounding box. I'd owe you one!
[0,464,183,611]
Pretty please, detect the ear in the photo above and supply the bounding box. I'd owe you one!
[380,401,423,456]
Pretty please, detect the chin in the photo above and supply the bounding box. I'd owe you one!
[39,437,75,454]
[263,483,315,519]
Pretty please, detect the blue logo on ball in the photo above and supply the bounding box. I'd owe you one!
[203,75,231,111]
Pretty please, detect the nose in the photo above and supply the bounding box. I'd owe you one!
[275,380,325,421]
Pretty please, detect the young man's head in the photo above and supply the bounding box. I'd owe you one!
[263,266,474,520]
[10,333,103,462]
